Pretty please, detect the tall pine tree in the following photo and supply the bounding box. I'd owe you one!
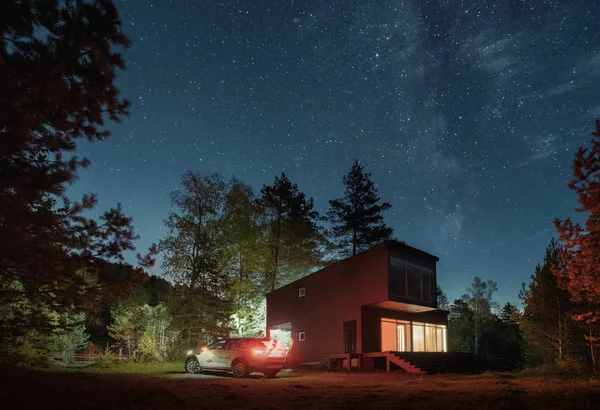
[0,0,156,351]
[260,173,323,291]
[327,160,393,257]
[554,119,600,369]
[520,239,578,365]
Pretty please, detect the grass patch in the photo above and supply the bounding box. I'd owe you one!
[63,360,184,375]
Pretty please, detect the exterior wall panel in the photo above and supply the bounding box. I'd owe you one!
[267,243,389,364]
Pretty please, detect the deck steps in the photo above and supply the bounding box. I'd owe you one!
[391,352,493,374]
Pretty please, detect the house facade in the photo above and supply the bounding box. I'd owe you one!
[266,240,448,365]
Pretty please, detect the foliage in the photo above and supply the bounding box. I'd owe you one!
[327,159,393,257]
[108,288,151,355]
[107,286,176,360]
[51,312,90,365]
[134,328,160,362]
[448,299,475,352]
[260,172,324,291]
[160,172,244,346]
[437,286,450,310]
[520,239,579,366]
[554,120,600,370]
[462,277,498,355]
[493,303,525,369]
[0,0,156,354]
[223,180,269,336]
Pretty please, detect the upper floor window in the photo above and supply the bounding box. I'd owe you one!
[299,287,306,297]
[390,257,433,303]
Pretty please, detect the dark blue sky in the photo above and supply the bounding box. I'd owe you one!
[71,0,600,305]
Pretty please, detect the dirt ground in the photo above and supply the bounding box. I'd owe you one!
[2,367,600,409]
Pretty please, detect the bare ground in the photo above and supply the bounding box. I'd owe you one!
[2,366,600,409]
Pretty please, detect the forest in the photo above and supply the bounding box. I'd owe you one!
[1,0,599,376]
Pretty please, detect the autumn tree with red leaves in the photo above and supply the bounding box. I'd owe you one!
[554,120,600,370]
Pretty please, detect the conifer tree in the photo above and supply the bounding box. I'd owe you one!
[327,160,393,257]
[0,0,156,348]
[554,120,600,369]
[260,173,323,291]
[520,239,577,365]
[437,286,450,310]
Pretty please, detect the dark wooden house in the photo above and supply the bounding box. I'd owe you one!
[266,240,449,370]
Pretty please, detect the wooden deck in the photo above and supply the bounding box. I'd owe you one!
[325,351,422,374]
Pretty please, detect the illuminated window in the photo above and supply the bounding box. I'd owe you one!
[412,323,425,352]
[299,287,306,297]
[381,319,396,351]
[382,319,445,352]
[298,332,306,341]
[414,323,447,352]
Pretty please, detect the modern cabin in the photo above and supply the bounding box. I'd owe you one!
[266,240,449,367]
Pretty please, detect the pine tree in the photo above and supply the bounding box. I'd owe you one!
[327,160,393,257]
[260,173,323,291]
[437,286,450,310]
[520,239,577,365]
[495,303,525,369]
[0,0,156,349]
[448,299,475,352]
[554,119,600,369]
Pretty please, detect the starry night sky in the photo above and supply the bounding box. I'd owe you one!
[70,0,600,305]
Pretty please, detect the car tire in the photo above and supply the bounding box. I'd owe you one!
[231,359,249,378]
[263,371,278,379]
[185,357,201,374]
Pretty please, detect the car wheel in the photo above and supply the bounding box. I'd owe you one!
[185,357,201,374]
[263,371,278,379]
[231,359,249,378]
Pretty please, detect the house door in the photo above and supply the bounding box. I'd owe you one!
[343,320,357,354]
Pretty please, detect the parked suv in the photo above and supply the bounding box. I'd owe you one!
[185,338,287,378]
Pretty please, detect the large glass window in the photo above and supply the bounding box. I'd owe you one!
[389,258,406,298]
[412,323,425,352]
[396,322,411,352]
[383,319,447,352]
[389,257,433,303]
[381,319,397,351]
[412,323,447,352]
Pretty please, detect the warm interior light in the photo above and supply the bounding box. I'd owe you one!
[201,346,207,352]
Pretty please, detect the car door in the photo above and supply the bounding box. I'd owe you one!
[217,339,241,368]
[198,340,226,369]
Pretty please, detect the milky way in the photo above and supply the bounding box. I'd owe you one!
[70,0,600,305]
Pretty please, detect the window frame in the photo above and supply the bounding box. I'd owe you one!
[390,257,434,304]
[207,340,227,350]
[298,332,306,341]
